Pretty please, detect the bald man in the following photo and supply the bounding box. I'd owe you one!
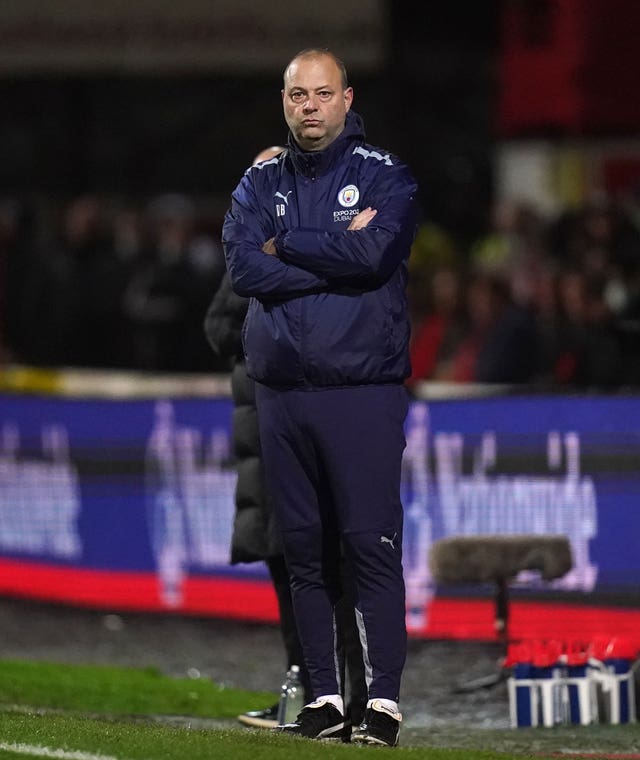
[223,49,418,747]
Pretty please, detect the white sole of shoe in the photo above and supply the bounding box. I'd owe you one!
[237,715,279,729]
[352,734,398,747]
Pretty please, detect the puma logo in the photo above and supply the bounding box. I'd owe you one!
[380,533,397,550]
[274,191,293,205]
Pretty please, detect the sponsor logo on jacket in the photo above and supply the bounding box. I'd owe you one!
[333,208,360,223]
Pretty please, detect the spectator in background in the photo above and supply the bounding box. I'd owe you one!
[438,270,539,384]
[107,203,150,367]
[407,265,466,385]
[544,268,623,389]
[470,198,545,277]
[543,190,640,387]
[564,194,640,277]
[614,253,640,385]
[125,194,226,372]
[406,220,459,327]
[20,194,122,368]
[205,145,366,731]
[0,198,31,364]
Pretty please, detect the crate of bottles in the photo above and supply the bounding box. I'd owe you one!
[505,637,639,728]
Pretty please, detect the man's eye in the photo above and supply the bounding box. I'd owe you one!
[318,91,332,99]
[291,92,305,102]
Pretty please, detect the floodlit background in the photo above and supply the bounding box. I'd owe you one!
[2,0,639,385]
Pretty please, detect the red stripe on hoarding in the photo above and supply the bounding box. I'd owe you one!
[182,575,279,621]
[0,558,279,622]
[0,558,159,608]
[422,597,640,642]
[1,558,640,643]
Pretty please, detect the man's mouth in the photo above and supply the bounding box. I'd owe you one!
[302,119,321,127]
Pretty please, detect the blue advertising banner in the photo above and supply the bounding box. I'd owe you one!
[1,391,639,635]
[401,396,640,630]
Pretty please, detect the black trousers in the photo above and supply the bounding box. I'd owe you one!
[267,553,368,724]
[258,384,408,703]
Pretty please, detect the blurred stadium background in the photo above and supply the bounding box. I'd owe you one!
[1,0,640,693]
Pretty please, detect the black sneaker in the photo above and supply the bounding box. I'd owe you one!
[237,702,279,729]
[278,698,349,741]
[352,700,402,747]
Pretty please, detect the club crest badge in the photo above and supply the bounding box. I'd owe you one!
[337,184,359,208]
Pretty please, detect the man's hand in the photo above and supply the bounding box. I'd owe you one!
[261,206,376,255]
[348,207,377,231]
[262,237,277,255]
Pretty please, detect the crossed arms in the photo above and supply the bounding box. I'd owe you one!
[223,165,417,301]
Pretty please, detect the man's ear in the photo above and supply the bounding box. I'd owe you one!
[344,87,354,112]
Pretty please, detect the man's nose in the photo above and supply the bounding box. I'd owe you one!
[303,94,318,111]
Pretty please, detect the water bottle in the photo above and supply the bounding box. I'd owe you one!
[596,637,638,724]
[564,640,596,725]
[532,639,564,727]
[506,641,539,727]
[277,665,304,725]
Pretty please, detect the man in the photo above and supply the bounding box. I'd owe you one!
[205,145,366,730]
[222,48,417,747]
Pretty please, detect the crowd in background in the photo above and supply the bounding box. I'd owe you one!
[1,189,640,388]
[407,191,640,390]
[0,193,228,373]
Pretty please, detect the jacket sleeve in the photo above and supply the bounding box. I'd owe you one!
[202,272,247,359]
[274,161,417,287]
[222,172,330,300]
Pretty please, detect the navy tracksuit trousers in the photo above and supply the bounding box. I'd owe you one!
[255,382,408,703]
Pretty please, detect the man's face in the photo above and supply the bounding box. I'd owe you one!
[282,54,353,152]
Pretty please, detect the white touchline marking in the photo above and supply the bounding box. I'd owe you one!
[0,742,127,760]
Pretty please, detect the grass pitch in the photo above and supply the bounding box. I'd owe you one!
[0,659,637,760]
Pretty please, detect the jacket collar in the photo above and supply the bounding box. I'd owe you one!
[287,110,365,178]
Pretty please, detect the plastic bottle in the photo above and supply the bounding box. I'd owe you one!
[506,641,538,727]
[277,665,304,726]
[532,639,564,727]
[599,637,638,724]
[564,640,595,725]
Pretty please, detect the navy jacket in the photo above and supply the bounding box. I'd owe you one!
[222,110,418,389]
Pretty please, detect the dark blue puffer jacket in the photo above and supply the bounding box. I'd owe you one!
[222,110,418,389]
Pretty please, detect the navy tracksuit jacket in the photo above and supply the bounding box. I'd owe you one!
[223,110,418,703]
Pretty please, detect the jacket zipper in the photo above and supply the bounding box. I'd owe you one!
[298,172,316,386]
